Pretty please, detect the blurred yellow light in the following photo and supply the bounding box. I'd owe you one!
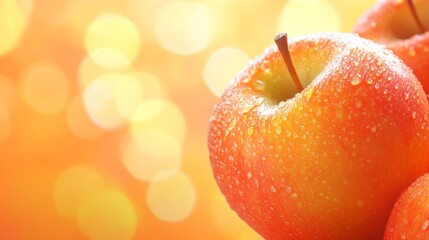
[277,0,340,37]
[83,73,143,130]
[0,75,16,111]
[19,62,70,115]
[203,48,250,97]
[54,165,105,219]
[129,99,186,143]
[78,55,110,90]
[147,171,195,222]
[0,105,11,144]
[0,0,26,56]
[135,71,167,100]
[85,13,141,69]
[210,192,262,239]
[155,1,215,55]
[77,189,138,240]
[67,95,105,140]
[122,129,181,182]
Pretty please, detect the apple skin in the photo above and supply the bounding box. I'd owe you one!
[207,32,429,240]
[353,0,429,93]
[384,173,429,239]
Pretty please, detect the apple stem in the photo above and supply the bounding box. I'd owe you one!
[274,33,304,92]
[406,0,425,33]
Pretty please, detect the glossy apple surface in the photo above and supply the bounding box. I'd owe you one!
[353,0,429,93]
[384,173,429,239]
[207,32,429,240]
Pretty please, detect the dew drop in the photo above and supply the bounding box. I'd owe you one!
[254,79,265,91]
[247,127,254,136]
[422,219,429,230]
[351,75,362,86]
[355,100,362,108]
[278,101,286,108]
[271,186,277,193]
[228,119,236,131]
[374,83,380,89]
[275,125,282,135]
[367,78,374,85]
[412,112,417,119]
[376,60,382,66]
[383,89,388,95]
[387,76,392,81]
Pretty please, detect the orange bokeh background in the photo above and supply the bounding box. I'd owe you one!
[0,0,375,239]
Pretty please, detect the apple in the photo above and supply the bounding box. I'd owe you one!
[353,0,429,93]
[207,32,429,239]
[384,173,429,239]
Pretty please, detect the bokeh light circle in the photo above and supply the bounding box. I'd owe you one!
[83,73,143,130]
[277,0,340,37]
[19,62,70,115]
[0,75,16,111]
[155,1,215,55]
[77,189,138,240]
[203,48,250,97]
[129,99,186,143]
[85,13,141,69]
[0,105,11,144]
[122,129,182,182]
[0,0,28,56]
[66,95,105,140]
[147,171,196,222]
[54,165,105,219]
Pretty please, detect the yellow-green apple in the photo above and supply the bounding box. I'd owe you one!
[353,0,429,93]
[207,32,429,240]
[384,173,429,239]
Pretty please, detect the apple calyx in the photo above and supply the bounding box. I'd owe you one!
[274,33,304,92]
[406,0,425,33]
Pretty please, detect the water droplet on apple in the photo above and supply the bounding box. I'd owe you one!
[367,78,374,85]
[254,178,259,187]
[355,100,362,108]
[275,125,282,135]
[253,79,265,92]
[247,172,252,179]
[242,105,253,114]
[387,76,392,81]
[376,60,382,66]
[247,127,254,136]
[383,89,388,95]
[351,75,362,85]
[412,112,417,119]
[405,93,410,100]
[422,220,429,230]
[271,186,277,193]
[228,119,236,131]
[374,83,380,89]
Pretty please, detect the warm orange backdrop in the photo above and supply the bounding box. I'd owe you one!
[0,0,375,239]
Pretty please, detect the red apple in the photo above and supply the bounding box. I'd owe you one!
[353,0,429,93]
[384,173,429,239]
[207,32,429,239]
